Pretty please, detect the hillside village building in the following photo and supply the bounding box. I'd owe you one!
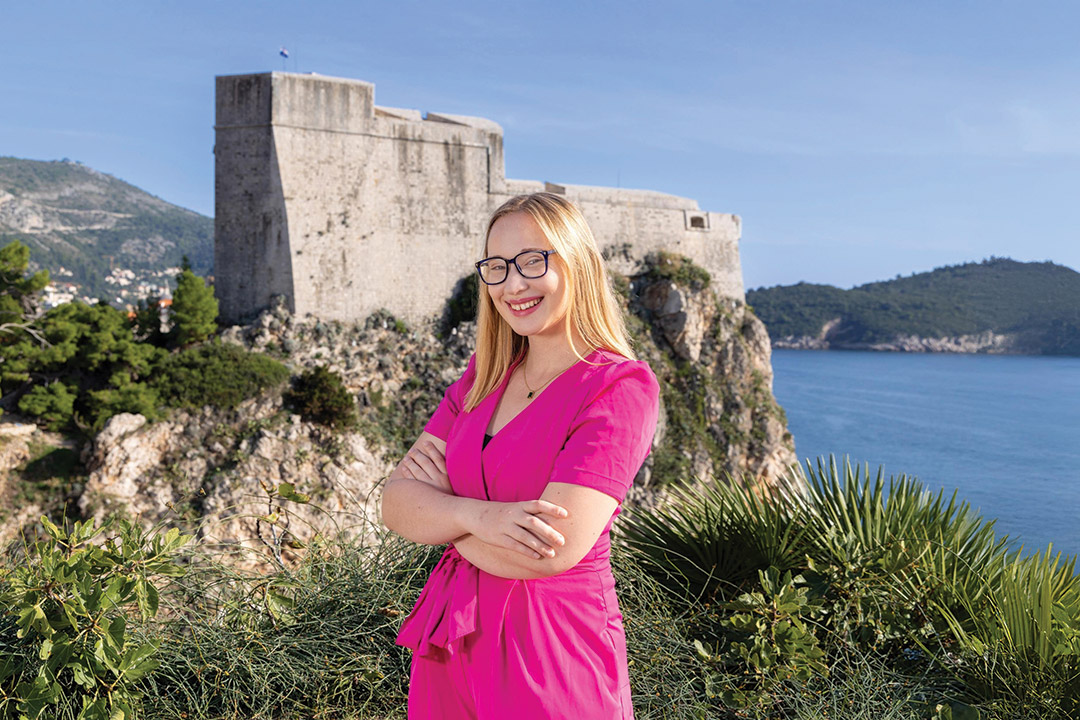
[214,72,743,325]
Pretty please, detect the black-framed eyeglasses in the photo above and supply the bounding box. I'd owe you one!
[474,249,558,286]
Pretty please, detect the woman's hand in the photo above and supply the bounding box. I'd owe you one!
[463,499,569,560]
[402,440,451,493]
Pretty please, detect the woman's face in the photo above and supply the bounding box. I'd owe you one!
[484,211,571,343]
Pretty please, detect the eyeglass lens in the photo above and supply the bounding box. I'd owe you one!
[478,251,548,284]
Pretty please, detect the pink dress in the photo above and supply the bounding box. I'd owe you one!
[396,348,660,720]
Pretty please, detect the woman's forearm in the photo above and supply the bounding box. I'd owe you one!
[380,476,484,546]
[452,534,556,580]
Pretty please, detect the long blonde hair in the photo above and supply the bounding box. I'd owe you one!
[464,193,635,412]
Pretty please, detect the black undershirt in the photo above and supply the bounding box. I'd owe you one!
[483,433,493,449]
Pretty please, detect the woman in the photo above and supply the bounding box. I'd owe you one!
[380,192,659,719]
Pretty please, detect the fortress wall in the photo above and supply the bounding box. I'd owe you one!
[215,72,743,326]
[215,75,295,321]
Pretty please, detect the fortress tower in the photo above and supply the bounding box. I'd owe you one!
[214,72,743,325]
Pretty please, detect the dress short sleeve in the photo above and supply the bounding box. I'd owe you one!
[548,359,660,504]
[423,354,477,441]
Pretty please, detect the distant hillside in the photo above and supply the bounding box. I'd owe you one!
[0,157,212,300]
[747,258,1080,356]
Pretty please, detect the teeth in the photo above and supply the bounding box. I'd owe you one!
[510,298,541,311]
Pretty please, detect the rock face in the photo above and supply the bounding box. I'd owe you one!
[774,325,1018,353]
[629,264,797,496]
[777,330,1010,351]
[3,256,798,563]
[78,399,391,569]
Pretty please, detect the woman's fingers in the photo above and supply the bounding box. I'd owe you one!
[408,448,439,478]
[529,500,569,520]
[508,527,555,559]
[523,514,565,547]
[420,441,447,474]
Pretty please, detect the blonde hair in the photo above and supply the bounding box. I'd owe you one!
[464,193,635,412]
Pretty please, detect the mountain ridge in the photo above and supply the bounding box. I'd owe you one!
[0,157,212,301]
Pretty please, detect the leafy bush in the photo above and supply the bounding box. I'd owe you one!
[151,341,289,411]
[0,517,190,720]
[16,381,78,431]
[284,366,357,430]
[935,547,1080,717]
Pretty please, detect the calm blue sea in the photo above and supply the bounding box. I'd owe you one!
[770,349,1080,558]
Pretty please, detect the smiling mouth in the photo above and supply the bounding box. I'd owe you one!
[508,298,542,311]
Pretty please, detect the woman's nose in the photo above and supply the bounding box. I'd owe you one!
[504,264,529,291]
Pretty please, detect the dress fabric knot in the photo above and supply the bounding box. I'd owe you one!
[396,545,479,659]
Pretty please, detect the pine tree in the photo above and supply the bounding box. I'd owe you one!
[170,267,218,347]
[0,240,49,331]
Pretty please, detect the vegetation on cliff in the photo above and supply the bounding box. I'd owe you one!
[747,258,1080,355]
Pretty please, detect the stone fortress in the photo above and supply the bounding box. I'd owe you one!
[214,72,744,326]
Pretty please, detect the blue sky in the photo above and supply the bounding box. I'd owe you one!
[4,1,1079,290]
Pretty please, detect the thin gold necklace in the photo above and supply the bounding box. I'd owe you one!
[522,357,576,399]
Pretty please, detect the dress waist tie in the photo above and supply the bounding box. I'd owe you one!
[396,545,479,659]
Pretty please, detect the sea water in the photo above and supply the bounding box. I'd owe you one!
[770,349,1080,558]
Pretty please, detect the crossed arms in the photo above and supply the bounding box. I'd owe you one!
[379,432,617,580]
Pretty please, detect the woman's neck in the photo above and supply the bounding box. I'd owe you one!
[523,332,590,376]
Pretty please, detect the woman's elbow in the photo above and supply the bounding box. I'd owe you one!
[535,549,589,578]
[379,478,405,534]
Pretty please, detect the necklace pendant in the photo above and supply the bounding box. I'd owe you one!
[527,390,535,399]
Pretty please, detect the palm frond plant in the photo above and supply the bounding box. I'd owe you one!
[616,468,811,605]
[933,546,1080,717]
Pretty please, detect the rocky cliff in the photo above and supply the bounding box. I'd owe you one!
[0,257,796,565]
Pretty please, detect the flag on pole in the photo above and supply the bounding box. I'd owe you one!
[279,47,290,59]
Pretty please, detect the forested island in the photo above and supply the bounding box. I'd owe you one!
[747,258,1080,356]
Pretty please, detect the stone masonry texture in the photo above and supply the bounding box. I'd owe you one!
[215,72,744,326]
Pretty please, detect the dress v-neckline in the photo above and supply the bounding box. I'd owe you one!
[482,350,596,450]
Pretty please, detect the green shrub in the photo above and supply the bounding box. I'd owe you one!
[935,547,1080,717]
[152,342,289,411]
[695,568,826,709]
[0,516,190,720]
[284,366,357,430]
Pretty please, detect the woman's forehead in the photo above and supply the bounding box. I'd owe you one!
[486,212,552,255]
